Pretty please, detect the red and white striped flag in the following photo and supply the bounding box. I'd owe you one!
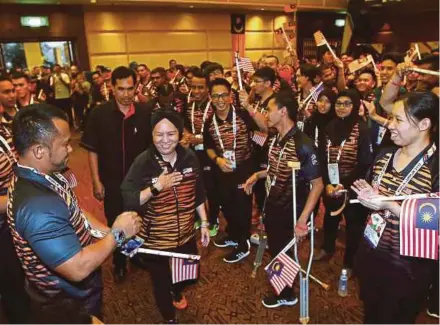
[252,131,268,147]
[265,252,300,295]
[237,56,255,73]
[171,257,199,284]
[400,197,439,260]
[313,30,327,47]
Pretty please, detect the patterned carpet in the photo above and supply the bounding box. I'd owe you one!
[1,133,437,324]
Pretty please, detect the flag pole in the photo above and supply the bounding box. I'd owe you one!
[409,67,440,76]
[281,26,293,51]
[325,40,338,60]
[350,192,439,204]
[137,248,201,260]
[234,52,244,91]
[301,81,323,107]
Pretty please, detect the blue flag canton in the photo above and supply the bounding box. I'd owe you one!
[267,259,284,279]
[415,198,439,231]
[183,259,198,266]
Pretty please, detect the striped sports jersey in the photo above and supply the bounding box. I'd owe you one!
[7,166,98,299]
[326,123,360,179]
[0,124,16,229]
[367,146,439,264]
[183,100,214,135]
[121,145,206,250]
[203,107,256,166]
[266,127,321,214]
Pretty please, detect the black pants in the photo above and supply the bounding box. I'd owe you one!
[265,211,296,299]
[321,194,367,268]
[133,239,198,321]
[103,186,126,270]
[0,224,30,323]
[217,164,253,248]
[73,99,87,129]
[427,261,439,313]
[197,151,219,225]
[55,98,73,127]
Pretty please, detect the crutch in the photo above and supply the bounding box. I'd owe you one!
[289,161,311,324]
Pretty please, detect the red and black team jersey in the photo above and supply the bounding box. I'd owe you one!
[356,145,438,300]
[323,121,373,186]
[121,145,206,250]
[368,146,439,263]
[183,100,214,136]
[203,107,257,167]
[266,126,321,215]
[0,124,16,229]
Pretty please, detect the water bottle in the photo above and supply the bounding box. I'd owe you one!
[338,269,348,297]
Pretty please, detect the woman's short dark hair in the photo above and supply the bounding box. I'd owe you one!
[12,103,68,156]
[111,66,136,86]
[274,90,298,122]
[401,92,439,139]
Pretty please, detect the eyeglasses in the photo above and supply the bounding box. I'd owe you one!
[211,93,230,101]
[335,101,353,108]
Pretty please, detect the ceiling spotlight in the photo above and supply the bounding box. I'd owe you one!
[189,5,194,8]
[261,8,265,10]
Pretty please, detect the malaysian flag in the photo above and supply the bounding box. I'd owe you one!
[171,257,199,284]
[313,30,327,47]
[252,131,268,147]
[400,197,439,260]
[283,21,296,31]
[265,252,300,295]
[283,4,297,13]
[310,82,324,102]
[237,56,255,73]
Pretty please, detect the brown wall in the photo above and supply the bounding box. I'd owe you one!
[0,4,90,69]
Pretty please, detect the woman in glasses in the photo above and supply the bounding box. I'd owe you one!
[314,89,373,276]
[352,92,439,324]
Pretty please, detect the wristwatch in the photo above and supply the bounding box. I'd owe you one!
[150,184,160,197]
[111,228,126,247]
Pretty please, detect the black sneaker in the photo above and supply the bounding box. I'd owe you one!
[261,294,298,308]
[214,236,238,248]
[223,240,250,263]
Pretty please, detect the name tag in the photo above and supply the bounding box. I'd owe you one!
[223,150,236,170]
[364,213,386,248]
[376,126,387,145]
[327,163,340,185]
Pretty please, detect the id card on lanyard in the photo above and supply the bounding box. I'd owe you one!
[376,126,387,145]
[327,139,346,185]
[364,143,437,248]
[266,136,288,196]
[213,106,237,170]
[191,101,211,151]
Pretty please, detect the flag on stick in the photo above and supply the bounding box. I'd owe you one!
[237,56,255,73]
[283,21,296,31]
[313,30,337,59]
[265,252,300,295]
[171,257,200,284]
[400,197,439,260]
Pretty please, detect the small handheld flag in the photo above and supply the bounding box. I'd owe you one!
[313,30,337,59]
[171,257,200,284]
[283,4,297,13]
[265,252,300,295]
[400,197,439,260]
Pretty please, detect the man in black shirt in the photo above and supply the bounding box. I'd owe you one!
[81,66,152,281]
[244,91,323,308]
[204,78,267,263]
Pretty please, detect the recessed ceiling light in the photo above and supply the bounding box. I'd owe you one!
[189,5,194,8]
[261,8,265,10]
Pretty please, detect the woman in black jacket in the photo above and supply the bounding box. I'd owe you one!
[314,89,373,274]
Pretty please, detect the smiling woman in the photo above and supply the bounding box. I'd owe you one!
[352,92,439,324]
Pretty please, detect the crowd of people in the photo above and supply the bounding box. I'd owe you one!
[0,42,439,324]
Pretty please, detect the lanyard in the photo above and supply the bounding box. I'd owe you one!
[327,139,347,164]
[314,126,318,147]
[266,135,289,196]
[191,101,211,135]
[213,105,237,152]
[374,143,437,196]
[103,83,109,101]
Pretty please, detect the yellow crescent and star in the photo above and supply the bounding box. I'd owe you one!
[419,202,437,223]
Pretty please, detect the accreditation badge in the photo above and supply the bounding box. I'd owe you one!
[376,126,387,145]
[327,163,340,185]
[194,134,204,151]
[223,150,236,169]
[363,213,386,248]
